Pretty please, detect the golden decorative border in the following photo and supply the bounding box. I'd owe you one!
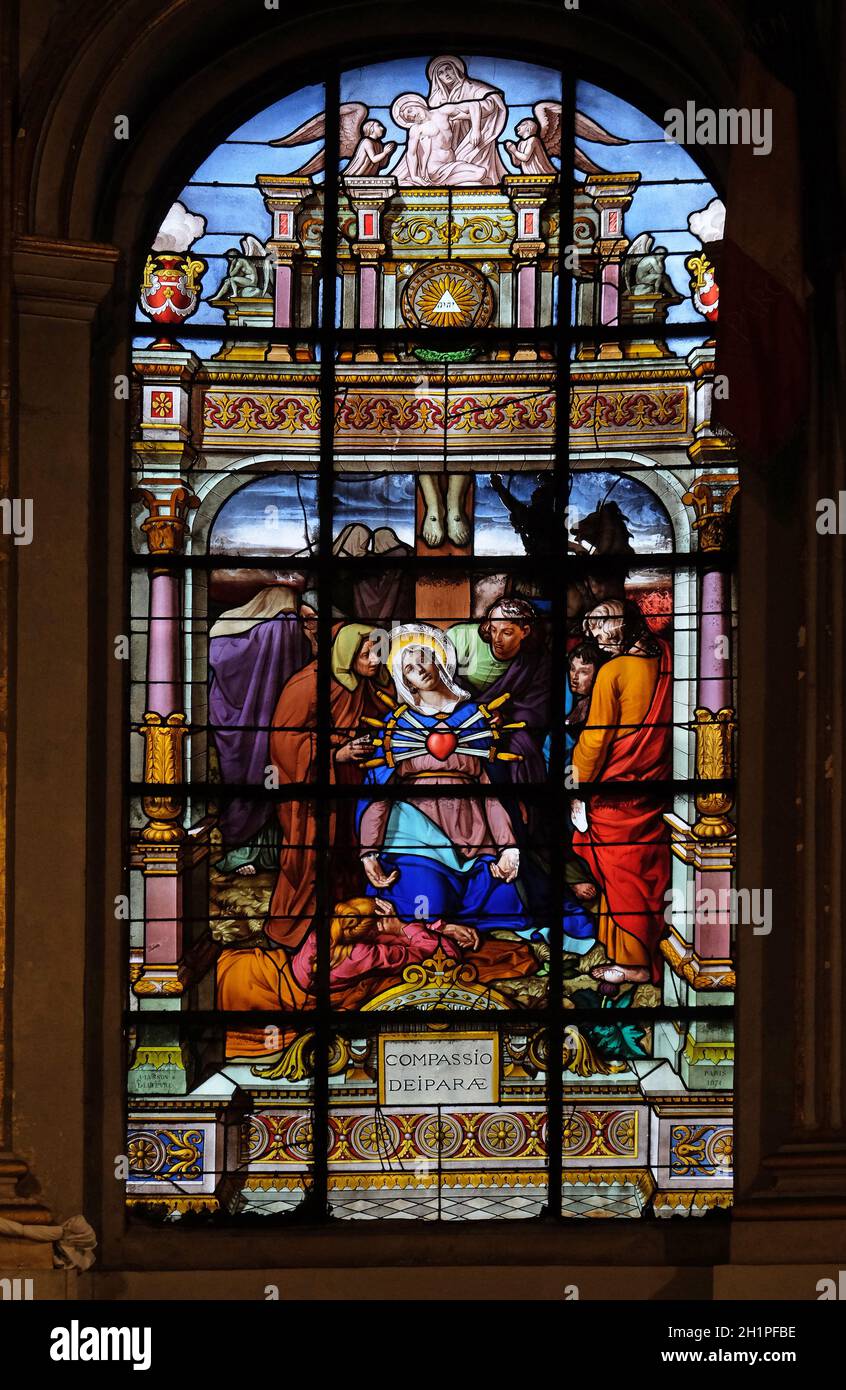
[127,1196,221,1215]
[653,1190,732,1212]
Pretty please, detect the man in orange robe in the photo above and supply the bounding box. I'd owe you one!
[571,599,671,988]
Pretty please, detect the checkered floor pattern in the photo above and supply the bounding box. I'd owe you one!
[237,1180,646,1220]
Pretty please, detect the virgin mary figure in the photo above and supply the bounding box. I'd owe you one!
[357,623,531,933]
[391,54,508,187]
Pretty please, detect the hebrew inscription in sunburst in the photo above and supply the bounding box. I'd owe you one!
[400,260,494,329]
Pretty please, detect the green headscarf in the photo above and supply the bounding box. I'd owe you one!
[331,622,385,692]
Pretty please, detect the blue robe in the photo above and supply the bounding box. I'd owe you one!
[357,700,532,933]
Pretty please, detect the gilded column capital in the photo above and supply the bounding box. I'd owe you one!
[351,241,388,262]
[131,485,199,556]
[683,474,739,552]
[502,173,557,205]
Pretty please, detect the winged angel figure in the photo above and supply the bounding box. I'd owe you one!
[209,234,273,302]
[271,102,396,178]
[621,232,683,303]
[272,91,628,186]
[504,101,628,177]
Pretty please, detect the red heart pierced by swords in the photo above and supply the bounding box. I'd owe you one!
[425,729,458,760]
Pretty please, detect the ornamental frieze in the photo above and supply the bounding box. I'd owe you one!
[242,1108,549,1165]
[389,213,513,250]
[201,386,556,449]
[241,1105,642,1166]
[569,387,687,434]
[200,383,689,448]
[202,392,320,436]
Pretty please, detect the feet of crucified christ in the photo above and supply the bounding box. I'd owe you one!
[446,506,470,546]
[421,505,445,548]
[419,474,471,549]
[418,475,445,548]
[445,474,471,547]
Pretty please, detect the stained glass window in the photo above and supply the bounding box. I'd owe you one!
[128,53,735,1222]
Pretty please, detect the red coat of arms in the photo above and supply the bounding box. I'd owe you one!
[140,252,207,325]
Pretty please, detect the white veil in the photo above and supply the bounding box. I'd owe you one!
[388,622,470,708]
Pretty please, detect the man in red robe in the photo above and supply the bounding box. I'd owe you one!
[571,599,671,989]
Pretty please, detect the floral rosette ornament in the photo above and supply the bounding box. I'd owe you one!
[139,251,207,327]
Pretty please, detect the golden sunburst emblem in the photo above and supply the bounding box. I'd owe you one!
[400,260,494,330]
[417,273,476,326]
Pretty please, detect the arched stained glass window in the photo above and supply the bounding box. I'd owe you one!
[128,52,735,1222]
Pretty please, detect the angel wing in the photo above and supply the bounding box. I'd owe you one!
[533,100,628,175]
[270,102,368,175]
[621,232,653,293]
[619,232,652,291]
[338,103,370,159]
[575,111,628,147]
[626,233,654,258]
[574,109,627,174]
[534,101,562,158]
[240,234,267,258]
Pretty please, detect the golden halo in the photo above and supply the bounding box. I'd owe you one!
[387,625,453,677]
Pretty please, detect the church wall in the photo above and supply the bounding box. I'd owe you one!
[2,0,844,1292]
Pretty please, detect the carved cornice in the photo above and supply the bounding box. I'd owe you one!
[12,235,120,319]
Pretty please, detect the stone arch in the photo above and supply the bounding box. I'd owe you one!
[569,449,692,551]
[188,455,319,556]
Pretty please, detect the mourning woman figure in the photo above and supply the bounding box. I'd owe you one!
[264,622,391,947]
[357,624,530,934]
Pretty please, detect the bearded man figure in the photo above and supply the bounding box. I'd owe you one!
[570,599,672,992]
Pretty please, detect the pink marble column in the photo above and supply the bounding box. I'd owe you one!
[134,489,197,1000]
[699,567,732,712]
[144,871,184,965]
[688,483,738,973]
[358,264,378,329]
[600,261,620,326]
[257,174,314,334]
[516,263,537,328]
[694,867,733,964]
[274,262,293,328]
[692,567,734,964]
[148,571,182,717]
[145,582,184,974]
